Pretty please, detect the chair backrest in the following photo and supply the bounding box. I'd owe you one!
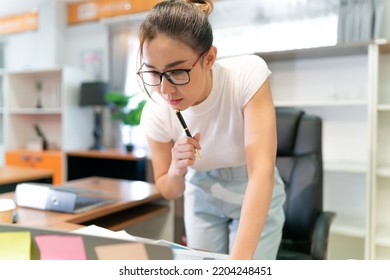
[275,108,323,254]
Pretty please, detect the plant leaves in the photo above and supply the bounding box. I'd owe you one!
[106,91,146,126]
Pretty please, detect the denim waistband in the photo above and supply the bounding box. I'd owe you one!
[207,165,248,181]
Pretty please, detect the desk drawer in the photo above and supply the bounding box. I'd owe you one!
[5,150,63,185]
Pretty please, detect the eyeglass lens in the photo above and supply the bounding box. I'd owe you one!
[140,70,190,86]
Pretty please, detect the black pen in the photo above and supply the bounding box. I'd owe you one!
[175,109,201,160]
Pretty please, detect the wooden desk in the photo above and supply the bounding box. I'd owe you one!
[0,166,53,193]
[66,149,147,182]
[0,177,174,241]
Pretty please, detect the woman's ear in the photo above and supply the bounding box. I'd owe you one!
[204,46,217,70]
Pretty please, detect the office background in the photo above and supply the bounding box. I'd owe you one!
[1,0,390,260]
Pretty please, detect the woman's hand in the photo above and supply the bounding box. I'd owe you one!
[169,133,201,176]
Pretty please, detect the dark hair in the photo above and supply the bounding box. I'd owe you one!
[138,0,214,56]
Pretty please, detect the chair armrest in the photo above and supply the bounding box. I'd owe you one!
[311,211,336,260]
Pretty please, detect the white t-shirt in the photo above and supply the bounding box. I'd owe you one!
[140,54,271,171]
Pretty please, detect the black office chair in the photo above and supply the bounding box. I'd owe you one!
[275,108,336,260]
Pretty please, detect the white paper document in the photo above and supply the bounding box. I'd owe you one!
[73,225,228,260]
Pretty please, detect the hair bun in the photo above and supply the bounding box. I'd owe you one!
[186,0,214,16]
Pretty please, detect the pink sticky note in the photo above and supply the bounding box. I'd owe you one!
[35,235,87,260]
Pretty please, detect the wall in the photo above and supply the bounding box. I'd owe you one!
[3,1,66,70]
[2,1,390,71]
[1,1,111,148]
[1,0,390,149]
[2,1,109,80]
[382,1,390,39]
[65,22,109,80]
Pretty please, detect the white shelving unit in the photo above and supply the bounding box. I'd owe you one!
[3,66,93,151]
[1,66,94,183]
[256,40,390,259]
[371,43,390,260]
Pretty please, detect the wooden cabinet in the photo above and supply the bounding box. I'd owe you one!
[66,149,147,182]
[1,66,94,184]
[256,40,390,259]
[5,150,62,185]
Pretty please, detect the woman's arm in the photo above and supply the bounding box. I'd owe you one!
[230,78,277,259]
[146,132,201,200]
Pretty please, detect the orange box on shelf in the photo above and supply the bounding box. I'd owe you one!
[67,0,162,24]
[5,150,63,185]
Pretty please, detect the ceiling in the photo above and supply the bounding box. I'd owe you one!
[0,0,235,19]
[0,0,85,18]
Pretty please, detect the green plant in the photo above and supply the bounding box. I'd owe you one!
[35,81,42,91]
[34,124,46,141]
[105,91,146,127]
[35,80,43,108]
[34,124,48,150]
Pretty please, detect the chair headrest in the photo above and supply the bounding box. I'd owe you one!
[276,109,304,156]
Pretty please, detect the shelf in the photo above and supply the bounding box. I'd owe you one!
[375,227,390,247]
[251,40,390,259]
[378,104,390,111]
[274,99,367,108]
[66,149,146,161]
[6,67,62,76]
[7,108,62,114]
[376,166,390,177]
[330,214,366,238]
[257,41,372,62]
[1,66,94,183]
[325,161,367,174]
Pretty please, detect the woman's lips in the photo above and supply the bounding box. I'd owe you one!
[168,98,183,106]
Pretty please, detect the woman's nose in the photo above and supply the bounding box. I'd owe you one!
[159,76,175,94]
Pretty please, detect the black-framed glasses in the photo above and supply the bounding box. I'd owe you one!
[137,51,206,86]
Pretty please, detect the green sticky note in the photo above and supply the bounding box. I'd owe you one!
[0,232,33,260]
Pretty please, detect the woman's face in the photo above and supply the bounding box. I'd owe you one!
[141,35,214,110]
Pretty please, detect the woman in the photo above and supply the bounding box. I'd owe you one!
[138,0,285,260]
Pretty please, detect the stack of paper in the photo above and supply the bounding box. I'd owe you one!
[74,225,229,260]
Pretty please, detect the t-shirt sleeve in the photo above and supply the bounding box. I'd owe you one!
[140,94,174,143]
[239,55,271,108]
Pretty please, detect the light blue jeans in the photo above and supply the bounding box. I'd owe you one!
[184,165,286,259]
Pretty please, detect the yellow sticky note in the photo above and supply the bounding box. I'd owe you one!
[0,232,32,260]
